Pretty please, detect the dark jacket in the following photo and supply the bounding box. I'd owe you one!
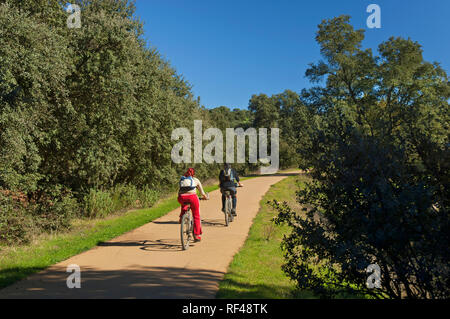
[219,168,240,188]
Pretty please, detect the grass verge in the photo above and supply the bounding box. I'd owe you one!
[216,174,317,299]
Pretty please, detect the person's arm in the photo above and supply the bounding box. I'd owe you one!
[219,170,224,184]
[195,178,208,199]
[234,169,240,182]
[234,169,243,187]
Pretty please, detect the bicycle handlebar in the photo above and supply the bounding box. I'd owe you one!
[199,193,209,200]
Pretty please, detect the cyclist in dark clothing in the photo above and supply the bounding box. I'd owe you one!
[219,163,243,216]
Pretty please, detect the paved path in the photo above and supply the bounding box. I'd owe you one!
[0,174,294,299]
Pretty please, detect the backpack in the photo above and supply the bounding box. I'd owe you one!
[179,176,196,192]
[223,168,235,183]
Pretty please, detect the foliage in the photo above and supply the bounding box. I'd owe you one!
[0,0,247,244]
[0,193,31,244]
[0,188,79,244]
[83,184,160,218]
[248,91,314,169]
[0,2,72,193]
[274,15,449,299]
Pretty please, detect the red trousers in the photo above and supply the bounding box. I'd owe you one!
[178,193,202,236]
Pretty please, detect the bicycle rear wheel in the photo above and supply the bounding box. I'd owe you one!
[181,210,192,250]
[226,197,233,225]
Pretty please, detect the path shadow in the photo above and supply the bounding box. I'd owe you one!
[98,239,181,252]
[0,266,224,299]
[244,172,302,177]
[152,221,179,225]
[139,239,182,252]
[98,241,143,247]
[201,218,226,227]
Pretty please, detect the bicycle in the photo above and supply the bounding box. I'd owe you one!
[223,185,242,227]
[223,190,234,227]
[180,194,208,250]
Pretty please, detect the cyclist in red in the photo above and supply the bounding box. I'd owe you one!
[177,168,208,242]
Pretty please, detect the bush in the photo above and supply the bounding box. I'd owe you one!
[83,184,160,218]
[137,186,160,208]
[110,184,138,211]
[83,189,114,218]
[31,193,79,232]
[0,194,32,245]
[0,188,79,244]
[274,134,449,299]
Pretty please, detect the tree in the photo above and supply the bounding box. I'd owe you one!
[248,93,279,128]
[0,0,229,241]
[274,15,449,299]
[0,2,72,193]
[272,90,313,169]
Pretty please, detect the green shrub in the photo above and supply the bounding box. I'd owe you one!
[83,189,114,218]
[138,186,160,208]
[0,211,32,245]
[83,184,160,218]
[111,184,140,211]
[0,194,32,245]
[0,188,80,244]
[31,194,79,232]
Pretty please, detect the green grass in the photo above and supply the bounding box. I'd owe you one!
[0,182,229,289]
[216,174,317,299]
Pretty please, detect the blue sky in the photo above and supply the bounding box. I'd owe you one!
[135,0,449,109]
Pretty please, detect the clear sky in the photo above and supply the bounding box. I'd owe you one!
[134,0,449,109]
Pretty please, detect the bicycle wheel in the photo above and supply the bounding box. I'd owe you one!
[226,197,233,225]
[229,202,234,222]
[181,210,192,250]
[190,215,194,241]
